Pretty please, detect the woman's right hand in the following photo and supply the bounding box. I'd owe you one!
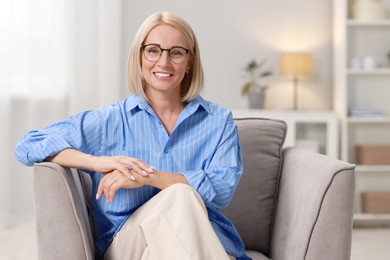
[91,155,155,180]
[46,148,155,181]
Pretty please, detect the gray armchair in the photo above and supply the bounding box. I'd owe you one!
[33,118,355,260]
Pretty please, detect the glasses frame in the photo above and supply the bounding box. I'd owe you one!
[141,44,191,64]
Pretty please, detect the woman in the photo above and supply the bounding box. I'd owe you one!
[15,12,250,260]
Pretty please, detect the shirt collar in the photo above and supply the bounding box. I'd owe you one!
[125,95,149,112]
[125,95,211,114]
[185,96,211,115]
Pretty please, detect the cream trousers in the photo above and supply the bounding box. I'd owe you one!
[104,183,235,260]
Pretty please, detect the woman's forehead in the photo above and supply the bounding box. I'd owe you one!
[144,25,188,48]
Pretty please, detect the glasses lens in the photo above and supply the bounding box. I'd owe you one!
[143,45,189,64]
[169,48,187,64]
[144,45,161,62]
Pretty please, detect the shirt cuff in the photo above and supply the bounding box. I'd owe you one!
[182,169,217,207]
[26,137,72,166]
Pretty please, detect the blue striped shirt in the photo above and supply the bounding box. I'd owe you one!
[15,95,249,259]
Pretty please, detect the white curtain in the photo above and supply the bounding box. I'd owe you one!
[0,0,124,227]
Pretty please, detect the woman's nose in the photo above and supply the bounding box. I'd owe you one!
[157,50,171,66]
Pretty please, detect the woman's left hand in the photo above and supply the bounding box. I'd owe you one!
[96,170,148,203]
[96,168,190,203]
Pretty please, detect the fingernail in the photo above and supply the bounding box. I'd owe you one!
[148,167,155,172]
[142,170,147,176]
[96,193,99,200]
[126,174,135,180]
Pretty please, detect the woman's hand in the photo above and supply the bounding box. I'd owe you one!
[96,169,190,203]
[91,156,155,181]
[47,149,155,181]
[96,169,148,203]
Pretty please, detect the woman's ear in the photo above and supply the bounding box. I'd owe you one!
[186,58,193,73]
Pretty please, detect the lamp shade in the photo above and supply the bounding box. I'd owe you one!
[280,53,313,79]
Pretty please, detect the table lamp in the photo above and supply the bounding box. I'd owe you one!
[280,53,313,110]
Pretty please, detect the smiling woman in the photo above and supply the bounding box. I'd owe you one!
[14,12,250,260]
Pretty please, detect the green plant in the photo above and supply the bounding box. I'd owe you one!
[241,60,273,96]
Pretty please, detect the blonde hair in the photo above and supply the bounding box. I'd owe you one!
[127,12,204,102]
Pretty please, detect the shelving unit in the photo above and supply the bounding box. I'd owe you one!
[347,68,390,75]
[334,0,390,226]
[232,110,338,158]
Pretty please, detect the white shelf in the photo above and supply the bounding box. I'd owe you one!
[232,110,338,158]
[356,165,390,173]
[347,68,390,75]
[232,109,337,121]
[347,19,390,26]
[354,213,390,228]
[354,213,390,221]
[347,117,390,123]
[354,213,390,227]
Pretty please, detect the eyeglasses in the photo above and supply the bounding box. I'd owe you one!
[141,44,190,64]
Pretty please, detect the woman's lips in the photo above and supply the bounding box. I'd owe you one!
[154,72,173,79]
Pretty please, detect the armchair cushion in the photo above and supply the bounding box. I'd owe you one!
[222,118,286,257]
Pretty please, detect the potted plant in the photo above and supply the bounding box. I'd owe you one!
[241,60,273,109]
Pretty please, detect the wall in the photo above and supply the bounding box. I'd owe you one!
[121,0,333,110]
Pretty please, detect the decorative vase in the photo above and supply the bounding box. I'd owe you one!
[248,90,265,109]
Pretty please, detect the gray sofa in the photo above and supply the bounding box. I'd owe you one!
[33,118,355,260]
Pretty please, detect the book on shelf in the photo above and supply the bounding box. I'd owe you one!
[349,107,384,118]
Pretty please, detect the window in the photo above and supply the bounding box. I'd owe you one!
[0,0,72,97]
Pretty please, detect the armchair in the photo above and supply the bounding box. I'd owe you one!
[33,118,355,260]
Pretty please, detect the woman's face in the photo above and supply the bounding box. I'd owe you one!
[141,24,192,98]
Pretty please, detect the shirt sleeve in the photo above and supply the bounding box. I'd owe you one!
[15,110,103,166]
[182,120,243,209]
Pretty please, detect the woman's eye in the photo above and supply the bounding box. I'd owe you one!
[148,48,159,54]
[171,49,184,57]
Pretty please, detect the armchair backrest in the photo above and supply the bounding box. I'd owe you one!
[223,118,287,257]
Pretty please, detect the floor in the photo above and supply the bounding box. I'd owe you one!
[0,223,37,260]
[0,224,389,259]
[350,228,390,260]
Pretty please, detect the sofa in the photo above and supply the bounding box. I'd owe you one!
[33,118,355,260]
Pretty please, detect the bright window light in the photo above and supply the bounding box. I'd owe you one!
[0,0,72,98]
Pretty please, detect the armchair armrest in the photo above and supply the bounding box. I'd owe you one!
[33,162,94,260]
[271,147,355,260]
